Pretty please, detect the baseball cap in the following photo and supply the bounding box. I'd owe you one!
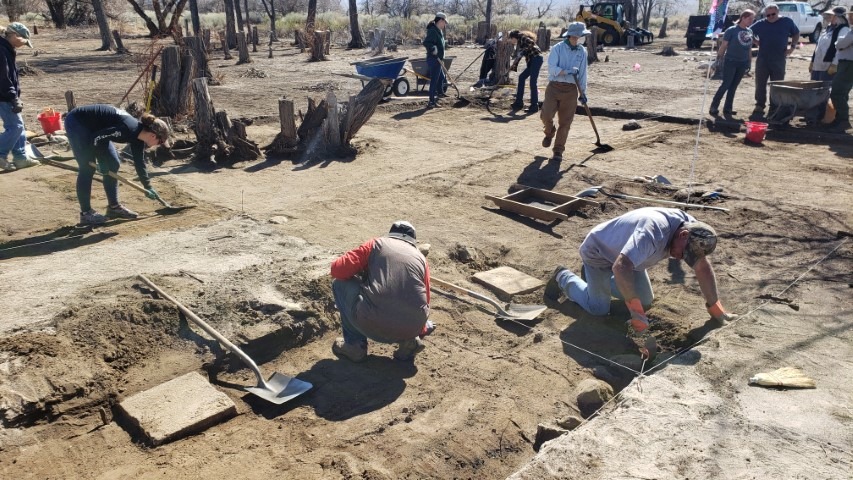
[388,220,417,245]
[682,221,718,267]
[561,22,591,38]
[435,12,449,24]
[6,23,32,48]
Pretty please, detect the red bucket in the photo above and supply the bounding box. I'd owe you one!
[37,108,62,135]
[744,121,768,144]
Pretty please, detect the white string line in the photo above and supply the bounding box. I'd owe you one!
[644,237,849,376]
[687,47,717,206]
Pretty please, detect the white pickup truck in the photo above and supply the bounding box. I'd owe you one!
[762,2,823,43]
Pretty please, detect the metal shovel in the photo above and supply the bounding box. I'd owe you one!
[431,277,547,321]
[572,72,614,152]
[138,274,312,405]
[576,186,730,212]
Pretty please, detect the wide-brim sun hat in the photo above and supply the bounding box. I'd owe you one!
[561,22,592,38]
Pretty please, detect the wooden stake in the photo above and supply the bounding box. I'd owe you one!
[65,91,76,112]
[237,34,251,64]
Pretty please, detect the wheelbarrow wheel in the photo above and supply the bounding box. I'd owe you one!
[393,77,410,97]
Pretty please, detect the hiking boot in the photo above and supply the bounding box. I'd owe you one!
[544,266,569,302]
[827,121,852,133]
[332,337,367,363]
[393,337,425,361]
[708,108,720,117]
[106,204,139,219]
[0,158,14,172]
[473,79,486,88]
[510,102,524,110]
[551,152,563,162]
[526,105,539,114]
[79,210,108,226]
[12,157,40,170]
[542,136,553,148]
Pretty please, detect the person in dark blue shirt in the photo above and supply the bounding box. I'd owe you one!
[64,104,171,225]
[750,3,800,118]
[710,10,756,118]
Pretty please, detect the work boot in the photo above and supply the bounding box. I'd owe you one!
[332,337,367,363]
[827,121,851,133]
[510,101,524,110]
[526,105,539,114]
[551,152,563,162]
[473,79,486,88]
[106,204,139,219]
[12,157,40,170]
[0,158,14,172]
[542,135,553,148]
[79,210,108,226]
[708,107,720,117]
[393,337,425,361]
[544,266,569,302]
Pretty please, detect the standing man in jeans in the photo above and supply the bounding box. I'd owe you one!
[0,23,39,171]
[540,22,589,162]
[422,12,448,109]
[750,4,799,119]
[709,10,756,118]
[827,8,853,132]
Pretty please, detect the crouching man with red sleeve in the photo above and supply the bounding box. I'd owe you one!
[330,221,433,363]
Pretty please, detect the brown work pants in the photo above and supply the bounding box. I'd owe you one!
[540,81,578,155]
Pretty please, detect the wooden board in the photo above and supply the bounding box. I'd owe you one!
[486,184,599,222]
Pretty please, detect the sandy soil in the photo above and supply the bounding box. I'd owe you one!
[0,28,851,479]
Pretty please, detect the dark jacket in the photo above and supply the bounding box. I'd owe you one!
[0,37,20,103]
[65,104,151,188]
[422,23,446,60]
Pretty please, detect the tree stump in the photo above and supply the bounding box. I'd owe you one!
[372,29,386,56]
[111,30,129,54]
[295,30,306,52]
[252,26,259,52]
[494,35,513,86]
[658,17,668,39]
[297,97,327,141]
[237,34,251,64]
[339,78,386,145]
[588,27,600,64]
[203,29,212,53]
[65,90,76,112]
[323,92,341,149]
[221,31,233,60]
[183,36,209,81]
[311,31,329,61]
[160,46,182,116]
[33,25,38,35]
[177,52,196,115]
[265,98,298,152]
[192,77,260,166]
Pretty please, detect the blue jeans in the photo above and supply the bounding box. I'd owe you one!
[711,59,750,113]
[556,264,654,316]
[427,56,445,104]
[0,102,26,160]
[64,113,121,212]
[515,55,543,107]
[754,56,786,110]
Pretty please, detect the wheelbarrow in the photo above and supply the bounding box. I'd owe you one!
[336,56,410,97]
[767,80,831,126]
[407,56,455,93]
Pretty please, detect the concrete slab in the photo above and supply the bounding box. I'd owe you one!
[472,266,544,297]
[118,372,237,446]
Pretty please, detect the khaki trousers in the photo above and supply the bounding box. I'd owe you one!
[540,81,578,154]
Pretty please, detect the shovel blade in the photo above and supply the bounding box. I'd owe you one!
[497,303,548,322]
[245,372,312,405]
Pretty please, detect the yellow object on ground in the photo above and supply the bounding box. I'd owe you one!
[749,367,816,388]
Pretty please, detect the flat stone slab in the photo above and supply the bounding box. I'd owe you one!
[118,372,237,446]
[472,266,544,297]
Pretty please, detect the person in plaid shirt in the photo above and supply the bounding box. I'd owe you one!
[509,30,544,113]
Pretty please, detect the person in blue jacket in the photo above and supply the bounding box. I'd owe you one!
[64,104,171,225]
[422,12,448,108]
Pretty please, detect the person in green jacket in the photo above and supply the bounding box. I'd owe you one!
[422,12,448,108]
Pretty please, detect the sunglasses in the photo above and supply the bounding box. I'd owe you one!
[766,12,778,17]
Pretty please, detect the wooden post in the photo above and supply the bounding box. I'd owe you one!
[65,91,76,112]
[203,29,212,53]
[295,30,306,52]
[252,26,258,52]
[160,46,182,116]
[221,30,233,60]
[588,27,600,64]
[183,36,210,80]
[324,92,341,148]
[33,25,38,35]
[192,78,217,163]
[373,29,385,55]
[536,22,551,52]
[494,34,513,86]
[237,34,251,64]
[177,52,195,115]
[265,98,298,152]
[310,31,328,61]
[325,30,331,56]
[111,30,128,54]
[268,31,274,58]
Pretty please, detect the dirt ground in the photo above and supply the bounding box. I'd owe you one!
[0,28,851,479]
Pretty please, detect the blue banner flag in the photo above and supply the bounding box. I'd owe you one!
[706,0,731,38]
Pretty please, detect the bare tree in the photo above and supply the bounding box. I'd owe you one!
[1,0,25,22]
[189,0,201,35]
[260,0,278,41]
[532,0,555,18]
[125,0,190,37]
[307,0,317,37]
[348,0,366,48]
[92,0,116,50]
